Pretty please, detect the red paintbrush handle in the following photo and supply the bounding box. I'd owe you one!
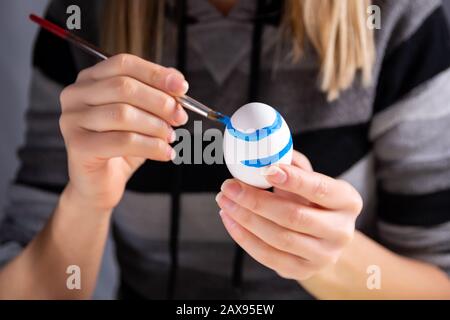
[29,14,109,60]
[29,14,68,39]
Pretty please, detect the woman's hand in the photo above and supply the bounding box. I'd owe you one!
[59,54,189,211]
[215,151,363,281]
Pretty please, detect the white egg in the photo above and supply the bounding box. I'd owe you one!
[223,102,293,189]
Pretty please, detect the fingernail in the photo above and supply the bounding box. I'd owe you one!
[168,130,176,143]
[219,209,224,217]
[168,147,176,160]
[166,74,189,94]
[215,192,236,211]
[173,106,188,125]
[220,211,236,228]
[165,96,177,111]
[165,73,181,93]
[262,166,287,184]
[221,180,242,199]
[181,80,189,94]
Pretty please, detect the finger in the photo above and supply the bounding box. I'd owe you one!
[273,187,311,206]
[219,210,313,280]
[69,130,175,162]
[216,193,331,264]
[292,150,313,172]
[63,104,175,143]
[77,54,189,96]
[62,77,188,126]
[265,150,313,205]
[273,189,311,205]
[220,179,337,239]
[265,165,363,212]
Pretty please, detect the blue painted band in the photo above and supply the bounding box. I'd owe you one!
[241,135,293,168]
[225,111,282,141]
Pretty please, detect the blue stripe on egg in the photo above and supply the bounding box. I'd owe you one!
[225,111,282,141]
[241,135,293,168]
[223,102,293,188]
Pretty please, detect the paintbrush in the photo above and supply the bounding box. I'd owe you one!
[29,14,229,124]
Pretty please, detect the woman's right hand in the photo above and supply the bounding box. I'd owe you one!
[59,54,189,211]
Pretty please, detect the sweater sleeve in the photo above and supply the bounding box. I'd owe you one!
[0,0,76,265]
[0,1,118,298]
[370,2,450,275]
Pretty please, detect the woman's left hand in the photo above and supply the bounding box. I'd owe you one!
[216,151,363,281]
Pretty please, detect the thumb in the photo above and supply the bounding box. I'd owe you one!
[292,150,313,172]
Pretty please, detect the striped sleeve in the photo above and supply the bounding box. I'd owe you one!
[0,1,118,298]
[370,3,450,274]
[0,0,78,266]
[0,0,74,258]
[16,0,79,189]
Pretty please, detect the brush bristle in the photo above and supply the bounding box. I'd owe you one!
[208,112,230,124]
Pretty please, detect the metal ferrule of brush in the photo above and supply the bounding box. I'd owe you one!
[176,95,215,119]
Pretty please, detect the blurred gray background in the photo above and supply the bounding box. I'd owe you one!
[0,1,450,220]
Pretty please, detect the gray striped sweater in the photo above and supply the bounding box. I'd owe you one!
[0,0,450,299]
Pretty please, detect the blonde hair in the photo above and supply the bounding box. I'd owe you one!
[101,0,375,101]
